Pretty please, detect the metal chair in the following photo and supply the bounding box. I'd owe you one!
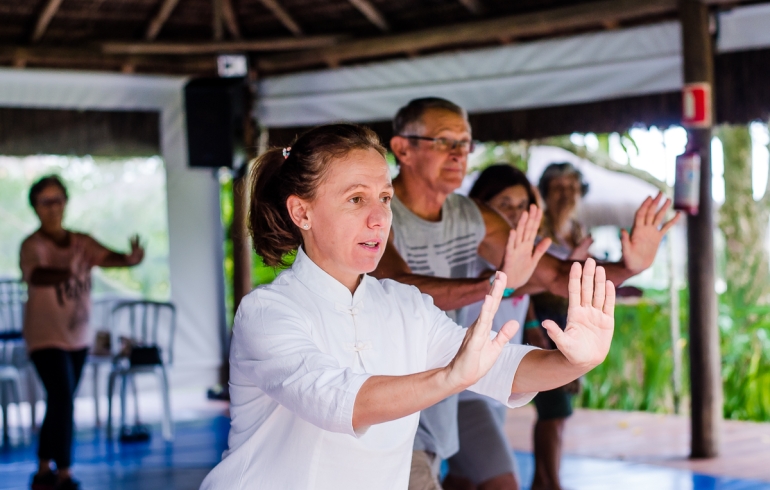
[87,294,139,428]
[106,300,176,441]
[0,279,29,444]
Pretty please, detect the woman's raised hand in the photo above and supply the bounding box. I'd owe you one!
[127,235,145,266]
[541,259,615,370]
[445,272,520,390]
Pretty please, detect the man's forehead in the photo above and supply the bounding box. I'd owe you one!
[420,108,471,134]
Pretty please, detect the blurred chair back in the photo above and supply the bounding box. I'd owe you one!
[0,280,26,364]
[109,301,176,365]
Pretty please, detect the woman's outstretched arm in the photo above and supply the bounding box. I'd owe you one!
[352,273,521,430]
[353,259,615,431]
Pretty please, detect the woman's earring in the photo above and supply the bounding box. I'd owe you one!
[302,223,310,230]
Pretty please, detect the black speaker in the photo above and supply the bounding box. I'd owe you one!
[184,78,246,168]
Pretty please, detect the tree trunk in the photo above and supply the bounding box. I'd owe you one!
[716,124,770,309]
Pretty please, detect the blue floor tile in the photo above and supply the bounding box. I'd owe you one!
[1,415,768,490]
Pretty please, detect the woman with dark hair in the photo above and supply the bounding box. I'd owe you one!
[21,175,144,490]
[200,125,616,490]
[444,165,550,490]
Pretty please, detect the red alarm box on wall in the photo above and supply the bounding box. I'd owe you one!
[682,83,712,129]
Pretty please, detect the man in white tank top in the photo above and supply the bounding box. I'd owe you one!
[372,98,680,490]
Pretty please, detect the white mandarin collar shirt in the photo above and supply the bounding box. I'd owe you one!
[201,248,537,490]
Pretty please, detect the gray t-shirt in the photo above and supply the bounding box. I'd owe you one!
[390,193,486,459]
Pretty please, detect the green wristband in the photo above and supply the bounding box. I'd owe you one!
[524,320,541,330]
[489,274,515,298]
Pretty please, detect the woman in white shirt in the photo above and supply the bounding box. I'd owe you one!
[200,124,616,490]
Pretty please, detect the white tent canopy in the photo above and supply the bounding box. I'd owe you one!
[258,3,770,129]
[0,68,223,389]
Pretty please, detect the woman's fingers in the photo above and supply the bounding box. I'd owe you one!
[522,205,539,243]
[493,320,519,348]
[581,258,596,307]
[603,280,616,317]
[474,271,508,343]
[646,192,663,225]
[505,229,517,261]
[514,211,529,246]
[660,212,681,234]
[593,265,606,310]
[652,198,671,227]
[568,262,582,308]
[487,271,507,317]
[634,196,651,228]
[541,319,565,346]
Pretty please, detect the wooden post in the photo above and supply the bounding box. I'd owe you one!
[213,78,256,399]
[679,0,722,459]
[232,78,255,313]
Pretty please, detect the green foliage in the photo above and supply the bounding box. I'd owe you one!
[719,296,770,421]
[574,286,770,422]
[469,142,529,172]
[575,290,689,414]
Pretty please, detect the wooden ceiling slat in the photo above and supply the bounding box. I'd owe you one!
[457,0,485,15]
[258,0,303,36]
[222,0,242,39]
[213,0,224,40]
[257,0,678,72]
[31,0,66,42]
[0,45,217,72]
[347,0,390,32]
[145,0,182,40]
[101,35,340,54]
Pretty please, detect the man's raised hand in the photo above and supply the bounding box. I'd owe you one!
[501,204,551,289]
[541,259,615,371]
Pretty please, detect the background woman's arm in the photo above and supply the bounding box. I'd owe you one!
[96,235,144,268]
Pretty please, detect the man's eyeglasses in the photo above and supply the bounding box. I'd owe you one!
[399,135,477,153]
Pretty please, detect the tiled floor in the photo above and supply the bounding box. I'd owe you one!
[2,395,770,489]
[0,417,228,490]
[506,405,770,482]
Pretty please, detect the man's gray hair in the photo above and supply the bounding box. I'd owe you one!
[393,97,468,136]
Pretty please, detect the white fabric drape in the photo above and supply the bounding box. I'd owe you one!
[257,2,770,129]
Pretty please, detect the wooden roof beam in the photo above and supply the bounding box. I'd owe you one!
[0,46,216,72]
[31,0,65,42]
[258,0,303,36]
[145,0,182,40]
[222,0,242,39]
[257,0,678,72]
[102,36,341,55]
[457,0,485,15]
[347,0,390,32]
[213,0,224,41]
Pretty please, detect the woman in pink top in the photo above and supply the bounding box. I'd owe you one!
[20,175,144,490]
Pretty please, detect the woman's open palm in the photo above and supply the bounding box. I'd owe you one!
[542,259,615,369]
[446,272,520,389]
